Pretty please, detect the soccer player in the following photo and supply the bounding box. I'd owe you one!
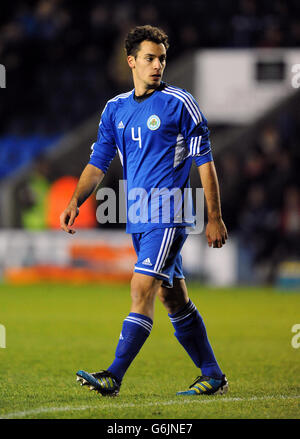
[60,25,228,396]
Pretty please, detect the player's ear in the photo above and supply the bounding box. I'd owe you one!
[127,55,135,70]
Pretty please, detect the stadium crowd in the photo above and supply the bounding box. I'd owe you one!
[1,0,300,134]
[216,114,300,282]
[1,0,300,283]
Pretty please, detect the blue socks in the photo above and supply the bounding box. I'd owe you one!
[107,301,222,384]
[169,300,223,378]
[107,312,153,383]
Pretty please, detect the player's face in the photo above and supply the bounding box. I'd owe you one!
[128,40,167,94]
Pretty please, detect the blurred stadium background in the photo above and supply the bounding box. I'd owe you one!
[0,0,300,289]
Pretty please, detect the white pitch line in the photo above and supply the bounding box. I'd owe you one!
[0,395,299,419]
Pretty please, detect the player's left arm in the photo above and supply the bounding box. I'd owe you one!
[179,92,228,248]
[198,161,228,248]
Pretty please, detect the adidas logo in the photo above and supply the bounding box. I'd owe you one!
[118,121,124,129]
[119,332,124,340]
[142,258,152,266]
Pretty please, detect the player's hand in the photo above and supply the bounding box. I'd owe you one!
[60,203,79,234]
[205,218,228,248]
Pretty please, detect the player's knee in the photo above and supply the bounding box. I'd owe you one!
[130,274,159,306]
[158,282,189,314]
[158,288,172,306]
[130,286,155,306]
[159,291,182,313]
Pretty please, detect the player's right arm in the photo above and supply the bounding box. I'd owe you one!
[60,102,117,234]
[60,164,105,234]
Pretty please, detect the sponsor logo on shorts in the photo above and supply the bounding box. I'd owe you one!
[142,258,152,266]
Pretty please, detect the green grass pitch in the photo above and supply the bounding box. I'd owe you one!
[0,282,299,419]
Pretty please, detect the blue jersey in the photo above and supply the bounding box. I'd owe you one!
[89,82,213,233]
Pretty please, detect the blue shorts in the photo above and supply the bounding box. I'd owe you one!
[132,227,188,288]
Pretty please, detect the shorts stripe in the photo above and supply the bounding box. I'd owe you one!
[158,227,176,273]
[153,228,170,272]
[154,228,175,272]
[134,266,170,279]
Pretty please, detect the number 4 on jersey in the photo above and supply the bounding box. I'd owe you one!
[131,127,142,149]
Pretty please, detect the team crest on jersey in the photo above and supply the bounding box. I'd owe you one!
[147,114,161,131]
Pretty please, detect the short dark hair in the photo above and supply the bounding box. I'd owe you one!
[125,25,169,57]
